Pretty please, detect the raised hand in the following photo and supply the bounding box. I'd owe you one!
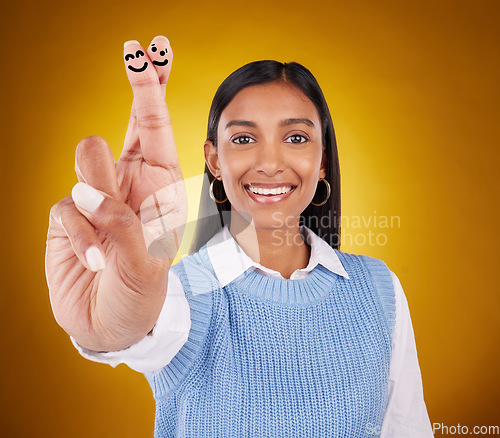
[45,36,187,352]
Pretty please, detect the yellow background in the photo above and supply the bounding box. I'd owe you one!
[2,0,499,436]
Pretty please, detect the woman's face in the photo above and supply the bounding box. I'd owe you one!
[205,80,327,230]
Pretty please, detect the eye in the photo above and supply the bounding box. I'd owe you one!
[284,134,309,144]
[232,135,256,145]
[151,46,157,52]
[135,50,145,57]
[125,53,135,61]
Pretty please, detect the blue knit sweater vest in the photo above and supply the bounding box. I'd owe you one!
[144,244,395,438]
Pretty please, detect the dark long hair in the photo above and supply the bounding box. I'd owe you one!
[189,60,341,254]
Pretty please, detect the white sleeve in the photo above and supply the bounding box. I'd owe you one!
[70,269,191,374]
[380,271,433,438]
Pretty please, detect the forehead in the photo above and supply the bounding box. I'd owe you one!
[220,82,320,124]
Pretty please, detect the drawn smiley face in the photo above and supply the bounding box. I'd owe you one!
[150,44,169,66]
[125,50,148,73]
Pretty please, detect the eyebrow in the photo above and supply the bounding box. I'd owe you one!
[225,118,315,130]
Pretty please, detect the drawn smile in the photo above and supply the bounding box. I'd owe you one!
[125,50,148,73]
[153,59,169,66]
[128,62,148,72]
[150,43,169,67]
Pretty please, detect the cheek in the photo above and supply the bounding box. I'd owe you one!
[219,151,248,193]
[220,148,248,176]
[291,148,323,174]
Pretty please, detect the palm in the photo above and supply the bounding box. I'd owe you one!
[46,37,185,351]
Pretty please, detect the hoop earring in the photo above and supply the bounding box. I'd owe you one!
[310,178,331,207]
[209,177,228,204]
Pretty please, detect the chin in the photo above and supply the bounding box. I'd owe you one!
[250,214,299,231]
[230,206,302,230]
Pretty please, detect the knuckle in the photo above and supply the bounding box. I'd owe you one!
[109,204,136,229]
[51,195,71,211]
[76,135,109,155]
[71,228,89,246]
[50,196,73,223]
[137,111,170,130]
[165,161,182,175]
[49,202,61,219]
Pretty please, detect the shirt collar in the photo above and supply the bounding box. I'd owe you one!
[205,224,350,287]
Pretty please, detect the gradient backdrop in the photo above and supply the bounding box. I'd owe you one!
[2,0,499,436]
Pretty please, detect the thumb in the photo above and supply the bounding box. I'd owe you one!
[71,182,148,259]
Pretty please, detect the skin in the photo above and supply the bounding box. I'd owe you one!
[45,36,185,352]
[205,82,327,279]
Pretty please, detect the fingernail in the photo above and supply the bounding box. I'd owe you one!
[153,35,170,44]
[72,182,105,213]
[85,246,106,272]
[124,40,140,48]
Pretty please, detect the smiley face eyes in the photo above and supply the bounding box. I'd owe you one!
[124,43,169,72]
[124,50,145,61]
[150,45,168,56]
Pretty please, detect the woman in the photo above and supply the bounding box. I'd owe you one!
[46,36,432,437]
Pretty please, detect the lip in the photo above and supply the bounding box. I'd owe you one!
[246,182,296,189]
[244,184,296,205]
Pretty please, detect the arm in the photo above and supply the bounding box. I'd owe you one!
[381,271,433,438]
[70,269,191,374]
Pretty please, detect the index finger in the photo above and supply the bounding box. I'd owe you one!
[123,40,180,176]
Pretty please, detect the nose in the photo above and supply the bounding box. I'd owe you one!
[254,141,286,176]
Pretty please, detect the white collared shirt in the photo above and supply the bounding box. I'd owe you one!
[71,224,433,437]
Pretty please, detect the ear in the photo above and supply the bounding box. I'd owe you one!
[204,140,220,178]
[319,146,327,180]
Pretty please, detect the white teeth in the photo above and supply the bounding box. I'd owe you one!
[248,186,293,195]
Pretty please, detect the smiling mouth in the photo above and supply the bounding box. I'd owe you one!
[128,62,148,72]
[244,184,296,204]
[153,59,169,66]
